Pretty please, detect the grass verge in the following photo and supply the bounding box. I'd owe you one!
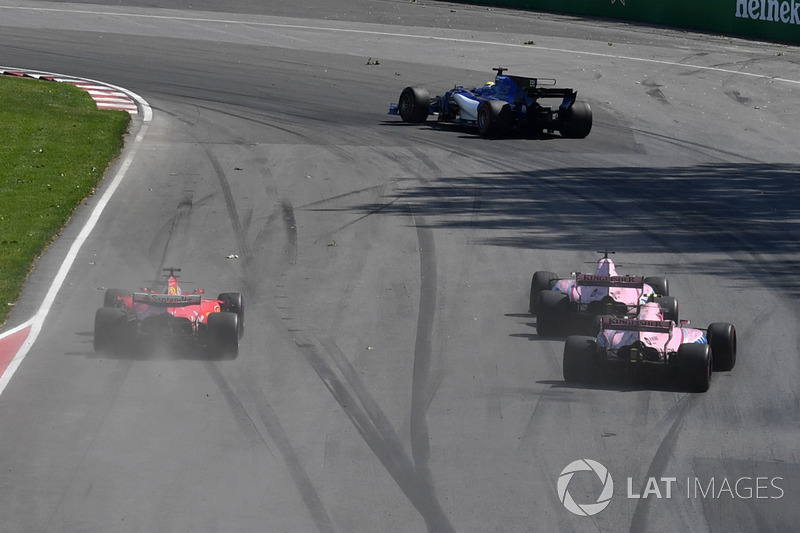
[0,75,131,326]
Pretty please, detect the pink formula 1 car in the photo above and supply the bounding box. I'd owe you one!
[530,252,676,337]
[93,268,244,358]
[562,302,737,392]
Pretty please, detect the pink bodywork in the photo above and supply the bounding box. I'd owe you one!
[552,257,655,308]
[598,302,706,356]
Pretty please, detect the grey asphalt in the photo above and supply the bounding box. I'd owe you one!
[0,1,799,532]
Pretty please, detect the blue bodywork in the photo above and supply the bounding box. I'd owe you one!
[389,67,591,138]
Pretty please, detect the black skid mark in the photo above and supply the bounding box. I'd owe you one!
[294,334,456,533]
[281,200,298,266]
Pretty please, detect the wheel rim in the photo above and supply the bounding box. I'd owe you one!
[478,108,488,130]
[399,94,411,116]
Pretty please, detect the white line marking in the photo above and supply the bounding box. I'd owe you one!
[0,69,152,396]
[1,5,798,86]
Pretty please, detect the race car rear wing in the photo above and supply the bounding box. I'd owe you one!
[601,317,673,333]
[508,75,577,99]
[576,273,644,288]
[132,292,202,307]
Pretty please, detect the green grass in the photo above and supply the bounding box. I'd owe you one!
[0,76,131,326]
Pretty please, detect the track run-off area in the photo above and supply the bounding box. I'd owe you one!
[0,1,799,532]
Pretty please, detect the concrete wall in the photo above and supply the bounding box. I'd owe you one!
[460,0,800,44]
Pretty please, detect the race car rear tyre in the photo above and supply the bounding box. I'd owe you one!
[103,288,132,309]
[218,292,244,339]
[644,276,669,297]
[398,86,430,123]
[94,307,127,353]
[678,343,711,393]
[559,102,593,139]
[537,290,569,337]
[207,312,239,359]
[708,322,737,372]
[477,99,512,138]
[563,336,598,384]
[529,271,558,315]
[654,296,679,323]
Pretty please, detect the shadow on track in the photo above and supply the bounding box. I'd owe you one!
[333,162,800,294]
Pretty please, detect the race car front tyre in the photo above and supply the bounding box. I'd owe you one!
[103,288,132,309]
[654,296,679,323]
[218,292,244,339]
[678,343,711,393]
[708,322,737,372]
[537,290,569,337]
[563,336,598,384]
[477,99,511,138]
[94,307,128,353]
[207,312,239,359]
[529,271,558,315]
[559,102,592,139]
[398,87,430,123]
[644,276,669,297]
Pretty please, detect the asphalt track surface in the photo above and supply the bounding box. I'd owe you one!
[0,1,799,532]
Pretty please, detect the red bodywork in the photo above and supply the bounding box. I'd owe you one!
[112,274,222,334]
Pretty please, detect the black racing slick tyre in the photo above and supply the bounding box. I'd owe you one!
[559,102,592,139]
[398,86,430,123]
[563,336,598,384]
[207,312,239,359]
[678,343,711,393]
[708,322,737,372]
[477,99,512,138]
[529,271,558,315]
[103,288,132,308]
[644,276,669,297]
[537,290,569,337]
[94,307,127,353]
[218,292,244,339]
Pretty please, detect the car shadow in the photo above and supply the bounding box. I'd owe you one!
[71,331,237,361]
[537,373,693,394]
[379,119,562,140]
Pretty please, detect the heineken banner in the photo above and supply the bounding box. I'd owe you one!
[462,0,799,43]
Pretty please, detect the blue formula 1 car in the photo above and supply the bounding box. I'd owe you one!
[389,67,592,138]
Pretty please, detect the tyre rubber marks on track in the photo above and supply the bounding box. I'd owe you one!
[0,69,138,115]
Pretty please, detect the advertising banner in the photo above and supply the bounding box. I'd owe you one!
[464,0,799,43]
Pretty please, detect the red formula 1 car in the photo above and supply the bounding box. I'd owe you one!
[93,268,244,358]
[563,302,737,392]
[530,252,676,337]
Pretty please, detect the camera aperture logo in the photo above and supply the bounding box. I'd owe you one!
[557,459,614,516]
